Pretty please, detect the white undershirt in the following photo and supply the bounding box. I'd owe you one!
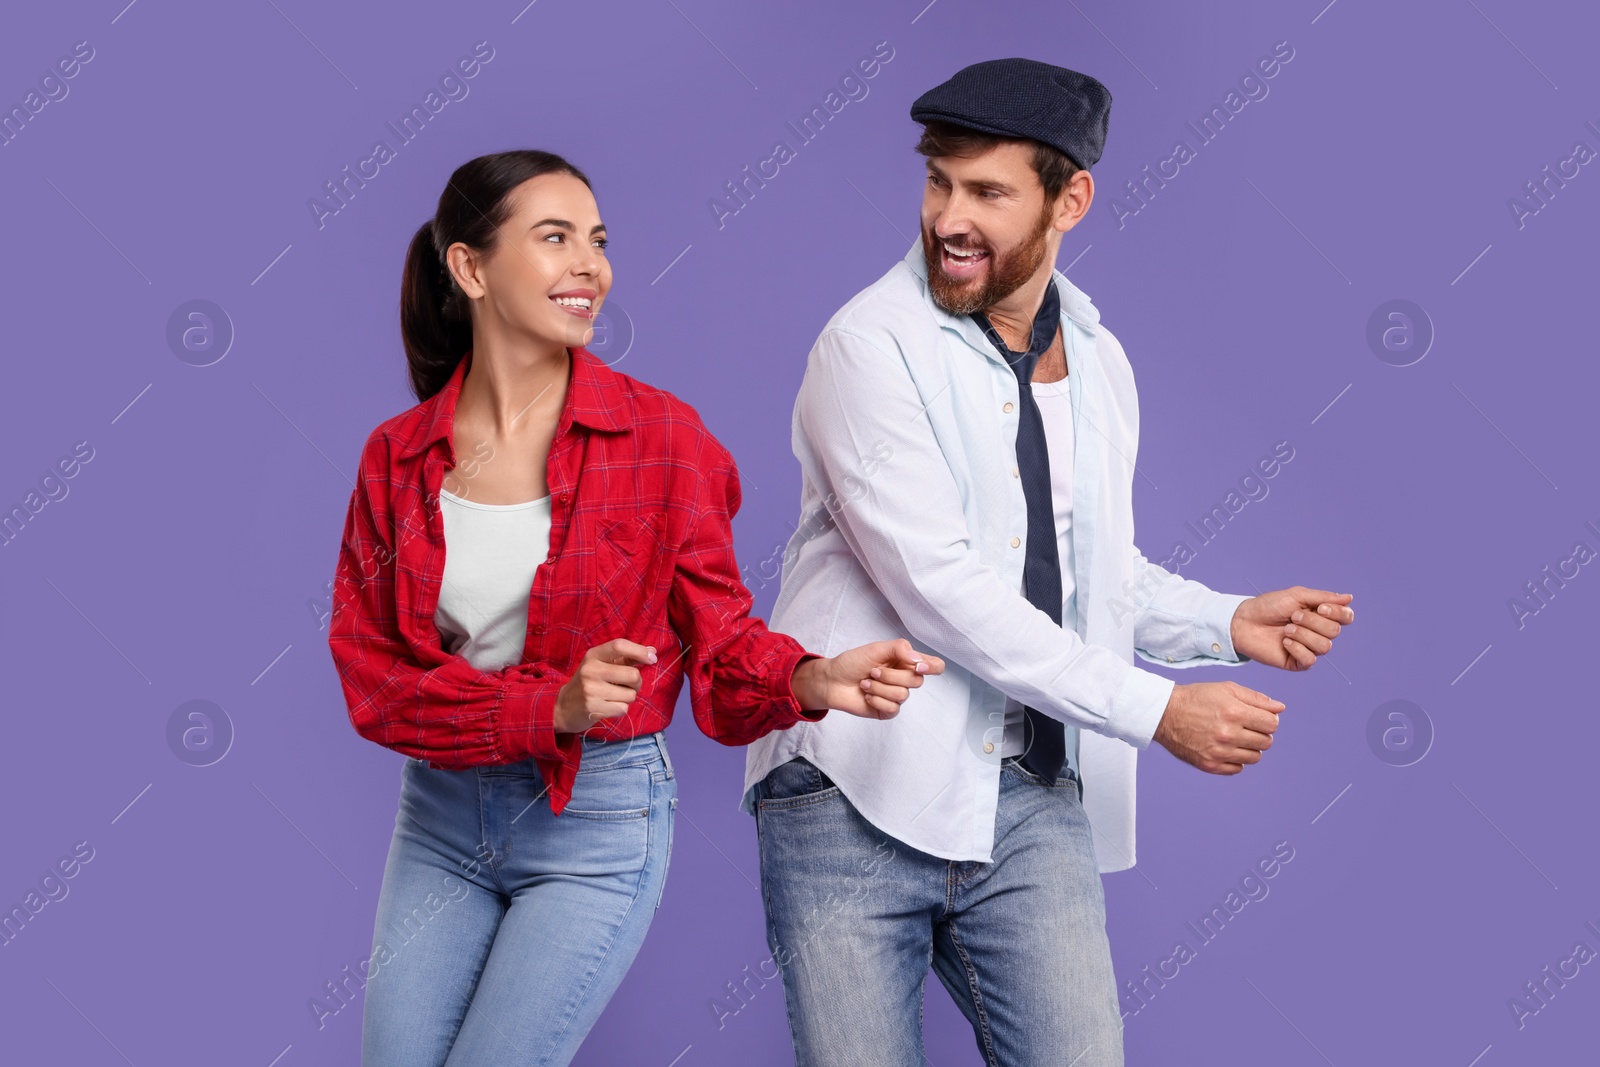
[433,487,552,672]
[1000,377,1076,757]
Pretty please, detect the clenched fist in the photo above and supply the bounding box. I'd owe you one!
[554,639,656,734]
[1154,680,1284,776]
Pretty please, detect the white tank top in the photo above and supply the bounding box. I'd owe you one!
[1001,377,1076,757]
[432,487,552,672]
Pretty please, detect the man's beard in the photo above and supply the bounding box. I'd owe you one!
[922,206,1052,317]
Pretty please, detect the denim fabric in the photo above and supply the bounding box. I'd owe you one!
[361,731,677,1067]
[754,756,1122,1067]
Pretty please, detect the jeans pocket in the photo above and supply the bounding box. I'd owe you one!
[758,757,840,812]
[560,806,649,821]
[547,766,653,876]
[562,764,653,820]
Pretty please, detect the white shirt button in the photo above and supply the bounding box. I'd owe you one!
[1003,402,1014,413]
[1211,642,1222,653]
[1010,536,1022,548]
[983,741,995,753]
[1012,466,1020,477]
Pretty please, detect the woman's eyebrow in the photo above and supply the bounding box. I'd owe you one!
[529,219,607,235]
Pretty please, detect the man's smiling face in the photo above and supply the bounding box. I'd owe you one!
[919,140,1058,317]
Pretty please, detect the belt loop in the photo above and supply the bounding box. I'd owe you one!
[654,731,674,780]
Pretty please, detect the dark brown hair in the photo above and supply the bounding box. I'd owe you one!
[400,149,593,401]
[913,119,1081,204]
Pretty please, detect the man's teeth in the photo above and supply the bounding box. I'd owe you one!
[553,296,592,308]
[944,244,985,259]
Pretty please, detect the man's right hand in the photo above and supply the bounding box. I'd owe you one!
[1152,681,1284,775]
[554,639,657,734]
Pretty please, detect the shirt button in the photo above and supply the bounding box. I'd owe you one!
[1010,536,1022,548]
[1012,466,1020,478]
[1003,402,1014,413]
[1211,641,1222,653]
[559,492,571,505]
[533,624,547,636]
[983,741,995,754]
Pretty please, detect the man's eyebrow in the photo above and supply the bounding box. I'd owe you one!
[528,218,607,235]
[925,160,1017,195]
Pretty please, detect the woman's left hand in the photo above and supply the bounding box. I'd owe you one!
[790,639,946,719]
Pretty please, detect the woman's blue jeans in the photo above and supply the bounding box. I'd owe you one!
[361,731,677,1067]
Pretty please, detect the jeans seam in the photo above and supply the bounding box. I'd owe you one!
[756,811,809,1066]
[917,971,928,1064]
[654,731,675,781]
[476,774,508,896]
[944,919,1001,1067]
[655,794,676,910]
[532,775,657,1067]
[437,922,497,1054]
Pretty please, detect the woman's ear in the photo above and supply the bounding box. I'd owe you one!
[446,242,486,300]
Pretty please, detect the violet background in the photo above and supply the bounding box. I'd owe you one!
[2,0,1595,1064]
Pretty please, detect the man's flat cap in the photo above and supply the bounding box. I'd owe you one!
[909,58,1111,170]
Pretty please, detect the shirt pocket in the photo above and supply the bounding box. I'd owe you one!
[593,509,673,628]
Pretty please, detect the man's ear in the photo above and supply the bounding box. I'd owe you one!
[1054,170,1094,233]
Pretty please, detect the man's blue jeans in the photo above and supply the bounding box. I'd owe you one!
[360,732,677,1067]
[753,756,1124,1066]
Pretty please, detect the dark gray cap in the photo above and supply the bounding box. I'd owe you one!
[910,58,1112,170]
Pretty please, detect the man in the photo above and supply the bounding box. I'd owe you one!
[741,58,1355,1066]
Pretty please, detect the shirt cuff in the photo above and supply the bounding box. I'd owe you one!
[496,662,579,764]
[1197,592,1253,663]
[777,650,830,724]
[1103,665,1176,750]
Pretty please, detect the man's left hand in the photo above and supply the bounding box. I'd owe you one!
[1230,587,1354,671]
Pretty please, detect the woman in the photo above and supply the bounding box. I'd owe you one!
[326,149,944,1066]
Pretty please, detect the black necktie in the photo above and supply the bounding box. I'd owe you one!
[971,282,1074,785]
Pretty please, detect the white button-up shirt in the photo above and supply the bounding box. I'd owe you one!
[742,240,1251,871]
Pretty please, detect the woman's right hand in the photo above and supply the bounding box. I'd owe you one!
[554,639,658,734]
[789,639,945,719]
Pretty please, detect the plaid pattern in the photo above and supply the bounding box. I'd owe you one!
[328,346,822,815]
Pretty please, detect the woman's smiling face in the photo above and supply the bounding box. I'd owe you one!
[448,171,612,351]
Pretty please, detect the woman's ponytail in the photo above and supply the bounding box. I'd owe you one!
[399,219,472,402]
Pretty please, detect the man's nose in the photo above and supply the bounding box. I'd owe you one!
[932,202,974,240]
[932,213,968,240]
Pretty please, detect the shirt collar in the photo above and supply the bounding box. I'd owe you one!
[970,277,1061,373]
[399,346,630,462]
[900,237,1102,334]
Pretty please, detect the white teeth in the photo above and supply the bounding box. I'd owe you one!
[553,296,592,308]
[944,243,983,259]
